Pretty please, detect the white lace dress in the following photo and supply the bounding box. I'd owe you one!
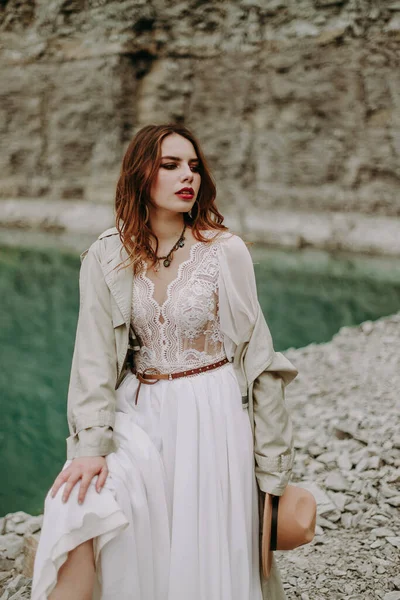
[31,235,264,600]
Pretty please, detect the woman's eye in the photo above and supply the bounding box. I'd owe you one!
[161,163,200,172]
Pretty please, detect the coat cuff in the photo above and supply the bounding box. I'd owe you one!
[255,469,292,497]
[72,410,115,433]
[66,426,119,459]
[255,449,295,472]
[254,448,295,496]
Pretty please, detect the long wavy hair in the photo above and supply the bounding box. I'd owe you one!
[114,123,228,273]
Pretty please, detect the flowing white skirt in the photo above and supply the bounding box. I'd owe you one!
[31,362,265,600]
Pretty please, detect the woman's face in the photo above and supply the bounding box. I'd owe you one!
[149,133,201,217]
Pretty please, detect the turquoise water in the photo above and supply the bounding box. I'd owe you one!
[1,243,399,516]
[251,245,400,350]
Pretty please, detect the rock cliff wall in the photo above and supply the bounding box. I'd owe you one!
[0,0,399,254]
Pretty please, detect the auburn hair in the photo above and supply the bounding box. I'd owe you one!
[114,123,228,273]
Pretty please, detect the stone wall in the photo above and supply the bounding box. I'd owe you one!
[0,0,399,254]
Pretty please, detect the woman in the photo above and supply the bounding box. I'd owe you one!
[31,123,298,600]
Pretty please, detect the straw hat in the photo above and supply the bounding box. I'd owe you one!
[261,484,317,580]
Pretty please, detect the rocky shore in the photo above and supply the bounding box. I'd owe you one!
[280,311,400,600]
[1,312,399,599]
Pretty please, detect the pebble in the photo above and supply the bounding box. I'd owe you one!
[317,516,338,529]
[341,513,353,528]
[376,565,386,574]
[329,492,349,511]
[337,453,353,471]
[0,574,31,600]
[316,452,337,465]
[324,471,350,492]
[370,540,385,549]
[0,537,23,561]
[386,496,400,507]
[384,593,400,600]
[371,527,395,538]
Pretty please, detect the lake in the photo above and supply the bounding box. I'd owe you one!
[1,241,399,516]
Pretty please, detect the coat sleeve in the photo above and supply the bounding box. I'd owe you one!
[66,241,119,459]
[218,233,298,496]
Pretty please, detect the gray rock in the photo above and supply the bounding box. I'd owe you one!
[368,455,382,469]
[13,555,24,574]
[316,452,338,465]
[0,557,14,571]
[383,593,400,600]
[386,496,400,507]
[329,492,350,511]
[341,513,353,529]
[371,527,396,538]
[370,540,384,549]
[386,15,400,32]
[324,472,350,492]
[3,515,31,536]
[0,575,31,598]
[337,453,353,471]
[13,517,43,537]
[371,514,391,524]
[317,516,338,530]
[0,536,24,561]
[355,457,370,472]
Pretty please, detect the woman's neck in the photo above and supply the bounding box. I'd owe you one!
[148,211,186,246]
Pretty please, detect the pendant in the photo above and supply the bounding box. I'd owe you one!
[178,239,185,248]
[163,258,171,267]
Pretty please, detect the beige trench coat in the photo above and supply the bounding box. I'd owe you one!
[66,226,298,599]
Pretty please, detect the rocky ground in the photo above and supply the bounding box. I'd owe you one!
[279,311,400,599]
[0,312,399,599]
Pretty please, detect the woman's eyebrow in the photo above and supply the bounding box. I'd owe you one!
[161,155,199,162]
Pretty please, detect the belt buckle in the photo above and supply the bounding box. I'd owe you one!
[138,366,162,383]
[168,373,172,381]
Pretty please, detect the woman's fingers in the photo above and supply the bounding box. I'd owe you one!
[50,457,108,503]
[62,472,82,503]
[77,473,93,504]
[51,468,71,498]
[96,465,109,493]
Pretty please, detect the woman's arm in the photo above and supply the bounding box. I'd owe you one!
[218,233,297,496]
[252,354,296,496]
[66,240,119,459]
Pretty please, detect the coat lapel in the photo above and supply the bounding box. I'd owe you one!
[98,229,134,328]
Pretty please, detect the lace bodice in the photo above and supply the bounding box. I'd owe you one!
[131,234,226,373]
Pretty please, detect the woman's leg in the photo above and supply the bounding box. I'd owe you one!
[48,539,95,600]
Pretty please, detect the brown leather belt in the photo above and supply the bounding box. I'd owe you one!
[131,357,230,405]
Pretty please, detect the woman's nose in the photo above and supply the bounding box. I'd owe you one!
[181,169,194,181]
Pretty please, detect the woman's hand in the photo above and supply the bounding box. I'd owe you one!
[51,456,109,505]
